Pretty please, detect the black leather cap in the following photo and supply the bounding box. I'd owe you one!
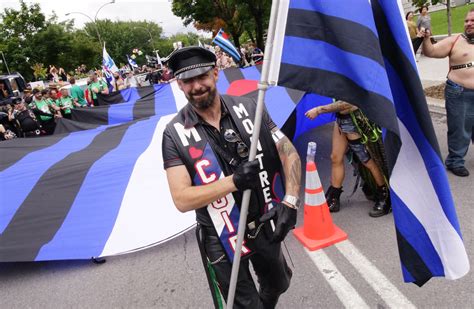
[167,46,217,80]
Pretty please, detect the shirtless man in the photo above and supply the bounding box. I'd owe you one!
[422,9,474,177]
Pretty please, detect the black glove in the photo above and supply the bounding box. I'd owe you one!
[260,202,297,243]
[232,160,260,191]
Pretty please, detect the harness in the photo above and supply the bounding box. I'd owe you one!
[448,34,474,74]
[166,95,283,261]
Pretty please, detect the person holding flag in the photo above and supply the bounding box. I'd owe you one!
[161,46,301,308]
[87,71,108,107]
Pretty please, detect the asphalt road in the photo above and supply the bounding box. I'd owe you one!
[0,112,472,308]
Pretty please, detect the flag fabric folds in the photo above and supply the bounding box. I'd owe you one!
[127,54,139,70]
[272,0,469,286]
[0,66,316,262]
[212,29,241,63]
[102,45,119,91]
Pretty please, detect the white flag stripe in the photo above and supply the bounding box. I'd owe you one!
[268,0,290,85]
[336,241,416,308]
[305,248,370,309]
[100,114,195,257]
[391,120,470,279]
[170,81,188,111]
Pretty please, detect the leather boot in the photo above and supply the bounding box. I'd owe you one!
[369,185,391,218]
[325,186,343,213]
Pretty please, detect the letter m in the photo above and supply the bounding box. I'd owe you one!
[233,103,249,119]
[173,123,201,147]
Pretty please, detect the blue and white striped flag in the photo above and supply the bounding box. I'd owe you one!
[103,45,119,91]
[127,54,139,69]
[270,0,469,286]
[212,28,241,62]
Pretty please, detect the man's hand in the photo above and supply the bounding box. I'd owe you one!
[232,160,260,191]
[260,202,297,243]
[305,107,320,120]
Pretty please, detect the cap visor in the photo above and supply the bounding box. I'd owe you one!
[177,66,213,80]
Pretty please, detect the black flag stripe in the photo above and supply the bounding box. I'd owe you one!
[0,123,133,262]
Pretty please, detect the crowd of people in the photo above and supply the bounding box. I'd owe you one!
[0,42,269,142]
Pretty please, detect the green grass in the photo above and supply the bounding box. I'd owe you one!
[417,3,474,35]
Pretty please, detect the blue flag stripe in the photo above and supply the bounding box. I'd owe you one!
[36,117,161,260]
[153,84,179,116]
[391,191,444,276]
[0,127,106,234]
[282,36,393,101]
[289,0,378,36]
[285,8,384,67]
[108,87,141,125]
[376,0,417,70]
[240,65,261,81]
[217,70,231,94]
[384,61,461,234]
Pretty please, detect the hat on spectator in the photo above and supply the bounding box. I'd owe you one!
[11,97,22,104]
[167,46,216,80]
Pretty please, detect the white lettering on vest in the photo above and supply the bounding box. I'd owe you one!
[229,235,250,255]
[242,119,253,134]
[262,187,272,203]
[259,171,270,188]
[221,211,235,233]
[233,103,249,119]
[195,159,217,184]
[173,122,201,147]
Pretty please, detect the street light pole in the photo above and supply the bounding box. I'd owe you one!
[66,12,103,47]
[0,51,11,75]
[65,0,115,48]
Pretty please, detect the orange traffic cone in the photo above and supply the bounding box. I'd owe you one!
[293,160,348,251]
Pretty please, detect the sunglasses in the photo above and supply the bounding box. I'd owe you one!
[224,129,249,158]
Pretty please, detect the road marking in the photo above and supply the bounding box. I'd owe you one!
[305,248,370,309]
[335,241,416,309]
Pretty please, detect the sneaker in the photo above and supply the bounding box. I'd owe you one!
[448,166,469,177]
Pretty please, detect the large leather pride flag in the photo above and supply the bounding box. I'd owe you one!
[270,0,469,285]
[0,66,329,262]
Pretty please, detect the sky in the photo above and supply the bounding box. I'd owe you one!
[0,0,211,37]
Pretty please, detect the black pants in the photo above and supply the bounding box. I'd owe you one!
[412,37,423,54]
[197,224,292,309]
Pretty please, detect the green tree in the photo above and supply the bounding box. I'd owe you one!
[0,0,48,79]
[172,0,245,50]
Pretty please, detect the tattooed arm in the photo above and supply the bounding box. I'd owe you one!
[305,100,356,120]
[273,127,301,206]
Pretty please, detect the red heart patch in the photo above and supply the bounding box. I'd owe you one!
[189,146,203,159]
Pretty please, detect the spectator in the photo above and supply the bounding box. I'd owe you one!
[406,11,423,54]
[0,123,16,141]
[87,71,109,106]
[58,67,68,82]
[251,43,264,65]
[421,9,474,177]
[57,88,80,119]
[29,88,60,135]
[112,72,126,91]
[414,5,433,55]
[160,64,174,82]
[69,77,88,107]
[23,88,33,105]
[124,71,141,88]
[145,68,160,85]
[0,82,10,100]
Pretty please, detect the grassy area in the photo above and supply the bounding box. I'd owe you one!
[417,3,474,35]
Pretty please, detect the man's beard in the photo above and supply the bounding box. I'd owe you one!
[187,86,217,110]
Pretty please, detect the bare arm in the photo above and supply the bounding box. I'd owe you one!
[165,165,237,213]
[305,100,354,120]
[422,31,457,58]
[274,128,301,200]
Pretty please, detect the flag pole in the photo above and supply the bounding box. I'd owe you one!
[226,0,281,307]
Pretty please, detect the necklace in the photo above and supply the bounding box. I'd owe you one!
[462,33,474,44]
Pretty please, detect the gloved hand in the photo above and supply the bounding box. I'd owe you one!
[232,160,260,191]
[260,202,297,243]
